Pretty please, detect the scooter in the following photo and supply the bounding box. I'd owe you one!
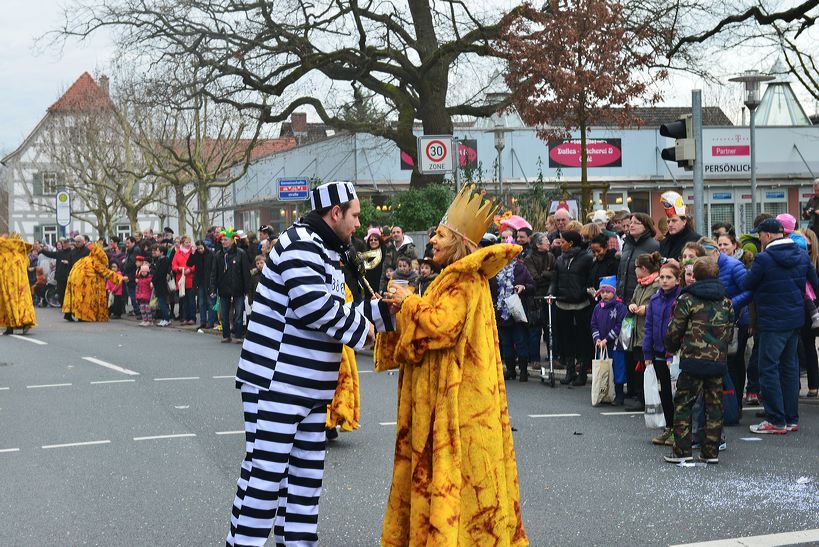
[538,295,556,387]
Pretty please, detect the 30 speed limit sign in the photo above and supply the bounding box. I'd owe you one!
[417,135,455,174]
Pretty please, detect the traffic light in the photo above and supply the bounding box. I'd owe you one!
[659,114,695,171]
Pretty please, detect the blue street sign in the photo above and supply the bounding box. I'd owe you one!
[277,178,310,201]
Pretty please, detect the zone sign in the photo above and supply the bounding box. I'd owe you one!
[417,135,455,174]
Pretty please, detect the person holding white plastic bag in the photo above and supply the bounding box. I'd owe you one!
[590,275,627,405]
[663,258,734,464]
[643,260,682,446]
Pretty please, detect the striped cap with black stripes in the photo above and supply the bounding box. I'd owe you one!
[310,181,358,211]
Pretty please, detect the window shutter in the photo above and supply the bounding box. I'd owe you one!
[33,225,44,242]
[33,172,43,196]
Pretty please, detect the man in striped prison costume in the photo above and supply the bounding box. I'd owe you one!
[227,181,393,546]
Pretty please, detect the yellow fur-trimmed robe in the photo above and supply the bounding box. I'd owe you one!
[375,243,528,547]
[326,286,361,431]
[63,245,123,322]
[0,237,37,329]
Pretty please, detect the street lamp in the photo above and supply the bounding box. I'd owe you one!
[730,70,774,219]
[494,121,506,201]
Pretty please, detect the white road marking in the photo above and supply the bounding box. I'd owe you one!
[742,406,762,412]
[358,370,374,374]
[90,379,136,385]
[0,387,9,391]
[379,422,397,426]
[27,383,72,389]
[10,335,47,345]
[216,430,244,436]
[154,376,200,382]
[133,433,196,441]
[42,440,110,449]
[671,528,819,547]
[82,357,140,376]
[600,411,644,416]
[528,413,582,418]
[212,375,234,379]
[0,448,21,453]
[174,405,190,409]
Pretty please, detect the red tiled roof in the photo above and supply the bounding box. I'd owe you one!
[245,138,298,161]
[48,72,113,113]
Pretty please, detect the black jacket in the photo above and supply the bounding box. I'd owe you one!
[210,246,252,298]
[589,248,620,290]
[187,249,215,290]
[68,245,90,271]
[549,246,594,304]
[524,248,556,298]
[124,248,139,288]
[617,232,660,305]
[39,248,72,282]
[150,255,171,297]
[659,226,701,261]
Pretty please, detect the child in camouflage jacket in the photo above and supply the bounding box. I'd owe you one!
[663,258,735,464]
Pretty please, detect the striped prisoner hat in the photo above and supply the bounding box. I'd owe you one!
[310,181,358,211]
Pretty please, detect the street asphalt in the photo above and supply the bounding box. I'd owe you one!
[1,309,818,546]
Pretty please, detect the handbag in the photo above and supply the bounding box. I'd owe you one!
[107,292,114,308]
[504,293,528,323]
[149,292,158,310]
[727,326,739,356]
[591,346,615,406]
[619,315,635,351]
[643,364,666,429]
[179,271,186,298]
[167,274,177,292]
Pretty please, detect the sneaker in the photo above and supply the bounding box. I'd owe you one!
[804,390,818,399]
[785,424,799,432]
[221,337,232,344]
[2,328,12,335]
[698,455,719,464]
[719,442,727,451]
[652,427,674,446]
[691,442,701,450]
[743,393,760,406]
[21,325,31,335]
[749,421,787,435]
[233,337,244,344]
[664,453,693,464]
[625,401,645,412]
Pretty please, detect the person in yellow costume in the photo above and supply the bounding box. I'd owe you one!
[377,185,528,547]
[0,233,37,335]
[63,243,125,322]
[326,287,362,434]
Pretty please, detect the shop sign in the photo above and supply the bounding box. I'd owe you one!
[712,192,732,200]
[548,138,622,168]
[766,191,785,199]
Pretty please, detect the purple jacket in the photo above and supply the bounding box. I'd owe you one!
[590,298,627,351]
[643,286,681,362]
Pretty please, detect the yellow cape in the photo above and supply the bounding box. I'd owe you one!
[326,287,361,431]
[0,237,37,329]
[375,243,528,547]
[63,245,123,322]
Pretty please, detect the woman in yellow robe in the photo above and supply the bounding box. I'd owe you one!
[376,223,528,547]
[62,244,124,322]
[0,234,37,334]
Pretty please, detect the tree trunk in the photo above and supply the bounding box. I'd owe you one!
[580,121,590,221]
[197,185,210,240]
[174,184,188,236]
[126,208,140,234]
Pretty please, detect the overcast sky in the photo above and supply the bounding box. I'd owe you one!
[1,1,815,157]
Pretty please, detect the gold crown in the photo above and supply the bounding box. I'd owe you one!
[440,184,501,245]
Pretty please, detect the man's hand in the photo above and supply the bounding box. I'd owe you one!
[365,322,376,348]
[628,303,639,314]
[514,284,526,294]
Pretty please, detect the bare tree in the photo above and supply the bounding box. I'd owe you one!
[57,0,523,187]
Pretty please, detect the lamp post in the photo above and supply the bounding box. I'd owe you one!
[730,70,774,219]
[494,122,506,202]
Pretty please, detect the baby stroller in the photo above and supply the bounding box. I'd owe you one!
[538,295,557,388]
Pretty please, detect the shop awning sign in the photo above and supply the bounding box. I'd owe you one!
[548,139,622,168]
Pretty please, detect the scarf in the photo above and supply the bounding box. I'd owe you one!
[732,248,744,261]
[637,271,659,286]
[301,211,347,254]
[179,244,192,254]
[495,262,515,321]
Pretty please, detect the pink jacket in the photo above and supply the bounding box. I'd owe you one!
[135,274,153,301]
[106,279,122,296]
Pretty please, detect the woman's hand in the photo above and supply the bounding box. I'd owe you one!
[514,284,525,294]
[383,284,410,313]
[628,303,639,314]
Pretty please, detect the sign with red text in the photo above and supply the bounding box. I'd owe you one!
[548,139,622,168]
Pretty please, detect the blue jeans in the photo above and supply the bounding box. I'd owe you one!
[181,291,197,321]
[220,294,245,339]
[127,284,138,313]
[198,286,215,326]
[758,329,800,426]
[499,323,529,365]
[155,294,170,322]
[528,327,542,362]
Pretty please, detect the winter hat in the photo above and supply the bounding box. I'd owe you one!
[135,255,145,262]
[776,213,797,234]
[750,218,783,234]
[500,215,532,232]
[660,191,687,218]
[310,181,357,211]
[366,227,382,241]
[591,210,609,225]
[595,275,617,298]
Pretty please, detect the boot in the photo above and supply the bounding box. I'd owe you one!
[504,361,516,380]
[560,365,576,385]
[613,384,625,406]
[519,360,529,382]
[572,371,588,386]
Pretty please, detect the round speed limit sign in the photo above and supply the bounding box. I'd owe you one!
[417,135,455,174]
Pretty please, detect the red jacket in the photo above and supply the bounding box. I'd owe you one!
[172,247,195,290]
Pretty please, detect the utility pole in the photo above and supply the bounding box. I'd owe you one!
[692,90,705,233]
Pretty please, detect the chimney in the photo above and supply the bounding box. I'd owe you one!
[99,74,110,96]
[291,112,307,134]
